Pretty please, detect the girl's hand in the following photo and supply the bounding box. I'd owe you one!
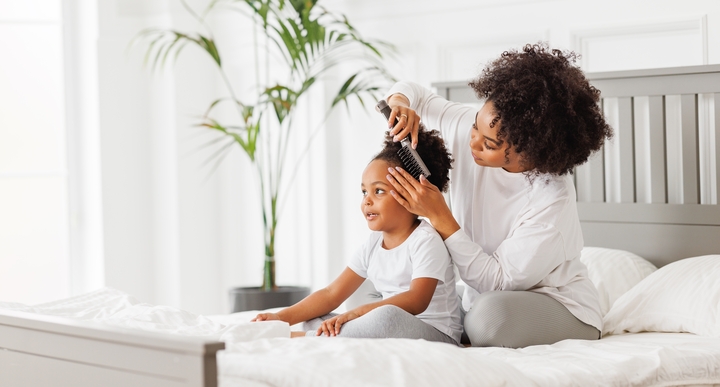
[386,167,461,239]
[251,312,280,322]
[316,311,361,336]
[387,93,421,149]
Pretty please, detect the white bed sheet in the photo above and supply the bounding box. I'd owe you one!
[219,311,720,387]
[4,288,720,387]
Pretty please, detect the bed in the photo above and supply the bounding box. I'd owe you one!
[2,64,720,387]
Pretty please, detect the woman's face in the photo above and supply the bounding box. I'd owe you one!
[469,100,527,173]
[360,159,415,233]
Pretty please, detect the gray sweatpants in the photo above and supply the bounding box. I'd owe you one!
[462,290,601,348]
[302,305,459,346]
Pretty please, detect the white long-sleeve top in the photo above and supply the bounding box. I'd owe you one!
[387,82,603,331]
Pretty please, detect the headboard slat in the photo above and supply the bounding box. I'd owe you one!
[602,97,636,203]
[619,97,635,203]
[634,96,667,203]
[714,93,720,205]
[648,96,668,203]
[576,150,605,202]
[681,94,700,204]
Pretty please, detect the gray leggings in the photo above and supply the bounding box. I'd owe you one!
[463,291,601,348]
[302,305,459,346]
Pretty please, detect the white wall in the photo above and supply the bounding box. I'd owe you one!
[1,0,719,313]
[0,1,72,305]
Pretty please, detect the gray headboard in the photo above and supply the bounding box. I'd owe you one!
[433,64,720,267]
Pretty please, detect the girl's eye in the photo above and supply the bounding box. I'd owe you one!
[361,190,367,197]
[376,189,385,195]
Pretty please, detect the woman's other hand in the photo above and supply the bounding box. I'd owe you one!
[251,312,280,322]
[387,93,420,149]
[386,167,460,240]
[316,311,361,336]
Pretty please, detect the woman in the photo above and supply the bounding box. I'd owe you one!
[383,43,613,348]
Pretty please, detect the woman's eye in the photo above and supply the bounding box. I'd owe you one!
[484,141,496,150]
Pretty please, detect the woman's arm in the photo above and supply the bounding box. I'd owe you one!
[385,81,474,146]
[446,212,575,294]
[382,82,474,238]
[252,267,365,325]
[316,277,438,336]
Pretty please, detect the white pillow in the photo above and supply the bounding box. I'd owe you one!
[579,247,657,316]
[603,255,720,337]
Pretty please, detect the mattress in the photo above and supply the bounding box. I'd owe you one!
[3,288,720,387]
[218,313,720,387]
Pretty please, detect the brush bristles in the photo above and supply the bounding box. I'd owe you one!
[375,99,431,180]
[398,138,431,180]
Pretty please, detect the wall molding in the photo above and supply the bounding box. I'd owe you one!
[330,0,554,21]
[437,30,549,81]
[571,15,708,70]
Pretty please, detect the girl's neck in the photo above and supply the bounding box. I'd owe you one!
[381,219,421,250]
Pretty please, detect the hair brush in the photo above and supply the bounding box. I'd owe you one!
[375,99,432,180]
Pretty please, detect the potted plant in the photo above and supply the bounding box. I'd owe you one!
[136,0,394,311]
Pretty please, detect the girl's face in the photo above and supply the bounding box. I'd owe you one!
[360,159,416,233]
[469,100,527,173]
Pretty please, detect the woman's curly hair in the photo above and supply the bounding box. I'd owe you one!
[373,127,454,192]
[469,42,613,175]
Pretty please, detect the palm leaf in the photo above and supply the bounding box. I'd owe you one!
[136,29,222,71]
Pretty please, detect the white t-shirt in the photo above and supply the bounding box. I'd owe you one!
[348,219,463,343]
[386,82,603,331]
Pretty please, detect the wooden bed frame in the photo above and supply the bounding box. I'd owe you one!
[1,64,719,387]
[0,309,223,387]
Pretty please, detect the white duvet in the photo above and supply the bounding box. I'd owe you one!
[3,288,720,387]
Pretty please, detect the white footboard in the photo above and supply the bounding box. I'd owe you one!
[0,309,224,387]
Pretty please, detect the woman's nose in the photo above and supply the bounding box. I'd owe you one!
[470,135,482,151]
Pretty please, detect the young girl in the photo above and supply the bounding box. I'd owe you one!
[252,128,462,345]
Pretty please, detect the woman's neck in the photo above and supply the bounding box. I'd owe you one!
[381,219,421,250]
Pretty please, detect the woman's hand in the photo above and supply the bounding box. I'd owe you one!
[316,311,361,336]
[251,312,280,322]
[386,167,461,240]
[387,93,421,149]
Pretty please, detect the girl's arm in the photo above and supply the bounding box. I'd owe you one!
[316,277,438,336]
[252,267,365,325]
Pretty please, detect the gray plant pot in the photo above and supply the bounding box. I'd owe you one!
[229,286,311,313]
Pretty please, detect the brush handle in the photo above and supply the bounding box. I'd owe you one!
[375,99,394,122]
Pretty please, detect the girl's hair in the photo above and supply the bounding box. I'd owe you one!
[373,128,454,192]
[469,42,613,176]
